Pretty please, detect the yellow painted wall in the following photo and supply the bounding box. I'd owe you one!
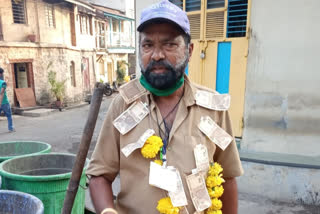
[228,38,248,137]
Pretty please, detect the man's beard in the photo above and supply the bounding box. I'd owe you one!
[140,50,189,90]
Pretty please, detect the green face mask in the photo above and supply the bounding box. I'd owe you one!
[139,74,184,97]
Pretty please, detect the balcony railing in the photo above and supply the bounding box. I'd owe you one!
[106,31,135,48]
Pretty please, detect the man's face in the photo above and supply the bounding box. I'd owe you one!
[139,22,193,90]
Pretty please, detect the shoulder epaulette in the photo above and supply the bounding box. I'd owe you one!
[119,78,147,104]
[195,89,230,111]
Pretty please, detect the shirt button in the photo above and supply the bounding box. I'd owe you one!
[167,147,171,151]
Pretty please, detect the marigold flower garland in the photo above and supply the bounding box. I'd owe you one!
[141,135,163,158]
[141,135,225,213]
[156,197,181,214]
[205,163,225,214]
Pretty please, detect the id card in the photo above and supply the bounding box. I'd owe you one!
[198,116,233,151]
[186,172,212,212]
[121,129,155,157]
[149,162,178,192]
[113,101,149,135]
[195,90,230,111]
[119,79,147,104]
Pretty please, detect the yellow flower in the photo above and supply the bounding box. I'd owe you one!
[154,159,163,166]
[210,185,224,198]
[206,210,222,214]
[208,198,222,211]
[206,175,225,188]
[124,75,130,82]
[208,163,223,176]
[156,197,180,214]
[208,186,224,198]
[141,135,163,158]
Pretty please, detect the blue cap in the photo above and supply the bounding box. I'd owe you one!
[137,0,190,35]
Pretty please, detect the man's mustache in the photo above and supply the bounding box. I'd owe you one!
[145,60,174,73]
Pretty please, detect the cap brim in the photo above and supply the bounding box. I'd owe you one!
[137,18,186,34]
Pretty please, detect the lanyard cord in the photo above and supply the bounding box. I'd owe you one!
[155,87,185,157]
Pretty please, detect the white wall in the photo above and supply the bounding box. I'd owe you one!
[243,0,320,155]
[125,0,135,19]
[88,0,125,12]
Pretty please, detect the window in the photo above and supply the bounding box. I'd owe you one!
[80,14,89,34]
[206,11,224,38]
[227,0,248,37]
[186,0,201,12]
[170,0,248,39]
[45,3,55,28]
[169,0,183,9]
[70,61,76,87]
[207,0,225,9]
[11,0,26,24]
[95,21,106,49]
[112,19,118,32]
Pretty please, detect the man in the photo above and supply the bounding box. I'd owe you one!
[87,1,243,214]
[0,67,15,132]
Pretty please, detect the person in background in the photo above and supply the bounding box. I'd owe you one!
[0,67,15,132]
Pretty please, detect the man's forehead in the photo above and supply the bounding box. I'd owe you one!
[140,23,183,40]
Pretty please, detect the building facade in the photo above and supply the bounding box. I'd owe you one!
[0,0,98,106]
[90,0,135,84]
[0,0,135,107]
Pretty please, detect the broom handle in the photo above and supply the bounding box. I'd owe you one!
[62,82,105,214]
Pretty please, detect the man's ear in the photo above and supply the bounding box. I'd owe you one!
[188,43,194,62]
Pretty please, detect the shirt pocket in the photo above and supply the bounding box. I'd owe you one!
[177,135,205,174]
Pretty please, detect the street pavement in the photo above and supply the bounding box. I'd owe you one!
[0,94,318,213]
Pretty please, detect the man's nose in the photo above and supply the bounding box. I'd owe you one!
[151,47,165,61]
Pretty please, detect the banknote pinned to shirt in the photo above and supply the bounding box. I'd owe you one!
[167,166,188,207]
[113,101,149,135]
[121,129,155,157]
[194,144,210,173]
[195,90,230,111]
[186,172,212,212]
[119,78,147,104]
[198,116,233,151]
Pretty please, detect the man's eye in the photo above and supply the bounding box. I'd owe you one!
[164,43,177,48]
[142,44,152,48]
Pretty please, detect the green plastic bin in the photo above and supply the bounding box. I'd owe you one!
[0,153,88,214]
[0,141,51,163]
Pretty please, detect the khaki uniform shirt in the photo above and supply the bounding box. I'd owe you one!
[87,77,243,214]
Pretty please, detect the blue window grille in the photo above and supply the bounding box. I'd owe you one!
[227,0,248,38]
[186,0,201,12]
[169,0,183,9]
[207,0,225,9]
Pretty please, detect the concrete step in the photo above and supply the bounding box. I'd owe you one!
[19,108,57,117]
[238,151,320,207]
